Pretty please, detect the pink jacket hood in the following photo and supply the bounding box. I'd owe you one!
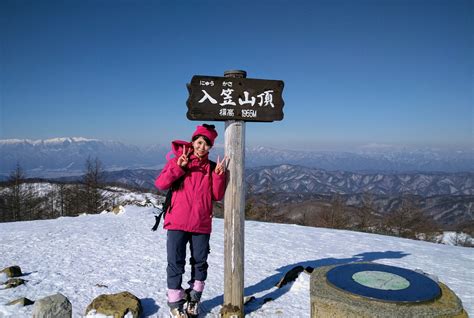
[171,140,192,156]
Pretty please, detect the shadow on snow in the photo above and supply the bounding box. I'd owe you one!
[141,297,160,317]
[200,250,409,316]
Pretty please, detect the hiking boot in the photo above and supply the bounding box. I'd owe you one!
[169,306,188,318]
[186,300,199,317]
[184,287,192,302]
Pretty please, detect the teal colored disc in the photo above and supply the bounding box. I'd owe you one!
[352,271,410,290]
[326,263,441,303]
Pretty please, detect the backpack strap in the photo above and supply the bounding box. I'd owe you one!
[209,160,217,172]
[151,174,184,231]
[151,211,164,231]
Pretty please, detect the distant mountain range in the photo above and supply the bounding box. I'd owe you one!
[78,164,471,196]
[1,137,473,178]
[244,145,474,173]
[244,165,473,226]
[246,164,473,196]
[0,137,168,178]
[49,164,474,227]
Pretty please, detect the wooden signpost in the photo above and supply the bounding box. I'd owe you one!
[186,70,285,317]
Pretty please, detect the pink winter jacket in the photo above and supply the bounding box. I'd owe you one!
[154,140,226,234]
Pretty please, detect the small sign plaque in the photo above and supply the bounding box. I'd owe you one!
[186,75,285,122]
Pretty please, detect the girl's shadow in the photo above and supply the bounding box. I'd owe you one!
[141,298,160,317]
[200,250,409,316]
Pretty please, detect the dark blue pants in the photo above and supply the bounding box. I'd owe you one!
[167,230,210,290]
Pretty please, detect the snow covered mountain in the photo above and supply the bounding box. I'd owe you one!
[52,165,473,227]
[246,164,474,196]
[1,138,472,178]
[0,138,168,178]
[243,145,474,172]
[76,163,472,198]
[0,205,473,317]
[245,165,474,226]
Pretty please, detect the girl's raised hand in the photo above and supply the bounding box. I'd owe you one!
[177,145,192,167]
[214,155,229,175]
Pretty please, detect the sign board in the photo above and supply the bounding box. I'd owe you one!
[186,75,285,122]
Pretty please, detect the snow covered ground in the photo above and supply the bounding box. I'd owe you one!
[0,205,473,317]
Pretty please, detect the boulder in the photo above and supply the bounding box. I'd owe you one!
[85,291,142,318]
[1,265,22,278]
[32,293,72,318]
[7,297,34,306]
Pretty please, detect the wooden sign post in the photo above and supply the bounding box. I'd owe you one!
[186,70,285,317]
[222,70,246,318]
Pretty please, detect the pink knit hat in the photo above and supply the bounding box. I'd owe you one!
[192,124,218,146]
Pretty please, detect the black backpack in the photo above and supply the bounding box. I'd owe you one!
[151,160,216,231]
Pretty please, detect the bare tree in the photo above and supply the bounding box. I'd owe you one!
[457,220,474,237]
[245,183,258,220]
[7,163,25,221]
[383,198,416,237]
[82,156,106,213]
[318,194,350,229]
[54,183,68,217]
[0,163,43,222]
[450,232,473,247]
[64,184,83,216]
[450,221,474,247]
[303,204,321,227]
[383,197,441,240]
[0,185,8,222]
[354,193,378,232]
[244,182,275,222]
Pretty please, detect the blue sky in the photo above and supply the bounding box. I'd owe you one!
[1,0,472,150]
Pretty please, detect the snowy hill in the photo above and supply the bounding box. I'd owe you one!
[1,206,473,317]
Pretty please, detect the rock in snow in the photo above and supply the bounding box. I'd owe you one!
[32,293,72,318]
[85,291,142,318]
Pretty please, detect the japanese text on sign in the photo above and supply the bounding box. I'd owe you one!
[186,75,284,122]
[198,83,275,109]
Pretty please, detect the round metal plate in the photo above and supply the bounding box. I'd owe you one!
[352,271,410,290]
[326,263,441,303]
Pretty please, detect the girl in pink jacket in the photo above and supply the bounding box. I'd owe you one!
[155,124,227,318]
